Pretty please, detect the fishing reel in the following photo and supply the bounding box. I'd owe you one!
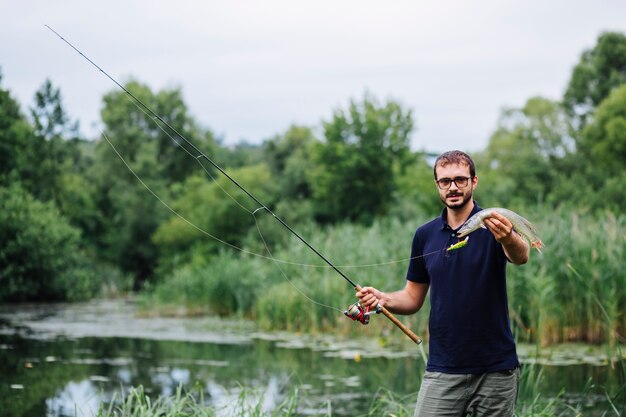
[344,302,382,325]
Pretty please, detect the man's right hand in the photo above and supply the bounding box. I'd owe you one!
[356,286,385,308]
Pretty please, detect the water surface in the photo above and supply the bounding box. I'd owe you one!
[0,300,621,416]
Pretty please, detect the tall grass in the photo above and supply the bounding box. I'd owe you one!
[96,364,624,417]
[145,206,625,346]
[507,207,625,345]
[97,384,303,417]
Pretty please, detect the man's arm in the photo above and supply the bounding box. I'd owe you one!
[484,211,530,265]
[356,280,429,315]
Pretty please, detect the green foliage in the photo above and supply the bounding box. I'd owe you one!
[506,208,625,345]
[262,124,317,200]
[576,85,626,211]
[146,250,267,317]
[29,78,79,141]
[392,152,441,220]
[310,93,414,224]
[21,80,83,202]
[97,384,306,417]
[101,80,216,184]
[149,205,626,347]
[564,31,626,125]
[474,97,572,207]
[90,138,168,286]
[0,78,43,191]
[95,80,218,285]
[2,30,626,341]
[0,184,98,301]
[93,364,620,417]
[215,141,265,169]
[153,164,278,268]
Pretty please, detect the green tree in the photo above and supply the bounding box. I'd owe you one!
[571,84,626,211]
[91,137,168,287]
[263,124,317,200]
[310,93,414,224]
[0,71,40,189]
[27,79,83,202]
[95,80,218,286]
[563,31,626,126]
[0,184,97,301]
[153,164,277,270]
[475,97,572,207]
[101,80,217,184]
[392,152,441,220]
[215,141,264,169]
[30,78,79,140]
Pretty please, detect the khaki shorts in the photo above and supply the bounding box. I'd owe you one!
[414,368,520,417]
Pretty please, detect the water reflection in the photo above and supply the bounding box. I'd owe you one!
[1,334,407,417]
[0,301,622,416]
[46,380,101,417]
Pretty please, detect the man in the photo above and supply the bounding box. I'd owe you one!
[357,150,528,417]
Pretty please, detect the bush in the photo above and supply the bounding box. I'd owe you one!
[0,184,98,301]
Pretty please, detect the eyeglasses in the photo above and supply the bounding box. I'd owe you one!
[435,176,472,190]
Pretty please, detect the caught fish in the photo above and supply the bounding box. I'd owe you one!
[456,208,544,253]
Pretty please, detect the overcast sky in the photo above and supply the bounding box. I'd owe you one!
[1,0,625,153]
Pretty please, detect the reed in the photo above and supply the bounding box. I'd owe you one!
[94,374,612,417]
[97,384,305,417]
[147,206,625,346]
[507,207,625,345]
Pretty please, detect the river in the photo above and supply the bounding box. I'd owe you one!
[0,299,622,416]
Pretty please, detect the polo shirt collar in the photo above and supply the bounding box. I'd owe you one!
[439,201,482,231]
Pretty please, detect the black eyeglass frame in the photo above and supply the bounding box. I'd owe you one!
[434,176,473,190]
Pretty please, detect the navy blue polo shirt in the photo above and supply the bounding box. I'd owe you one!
[407,202,519,374]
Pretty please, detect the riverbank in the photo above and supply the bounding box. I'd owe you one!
[2,298,623,365]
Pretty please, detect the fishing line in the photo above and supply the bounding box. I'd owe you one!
[252,214,343,313]
[46,24,444,269]
[44,22,353,285]
[46,25,444,343]
[104,129,373,314]
[102,85,446,269]
[103,130,445,270]
[105,129,443,316]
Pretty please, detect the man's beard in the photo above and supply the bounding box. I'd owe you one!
[441,189,473,210]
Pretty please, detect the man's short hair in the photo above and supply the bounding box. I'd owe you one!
[433,150,476,179]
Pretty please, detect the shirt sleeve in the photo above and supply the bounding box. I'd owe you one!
[406,229,430,283]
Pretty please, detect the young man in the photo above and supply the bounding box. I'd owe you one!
[357,150,529,417]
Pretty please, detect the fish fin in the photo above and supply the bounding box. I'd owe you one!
[517,214,539,235]
[480,224,487,229]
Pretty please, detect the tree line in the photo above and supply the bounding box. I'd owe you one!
[1,31,625,303]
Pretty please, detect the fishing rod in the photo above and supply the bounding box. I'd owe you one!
[45,25,422,345]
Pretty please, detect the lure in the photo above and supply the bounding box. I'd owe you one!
[447,237,469,251]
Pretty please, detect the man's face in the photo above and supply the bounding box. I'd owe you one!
[434,163,477,210]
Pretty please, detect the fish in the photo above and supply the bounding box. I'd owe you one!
[456,208,544,253]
